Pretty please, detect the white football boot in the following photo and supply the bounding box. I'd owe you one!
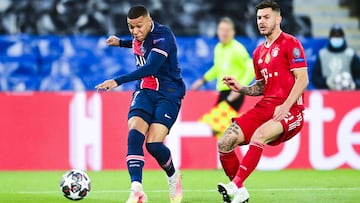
[168,170,183,203]
[125,181,148,203]
[231,186,249,203]
[217,182,249,203]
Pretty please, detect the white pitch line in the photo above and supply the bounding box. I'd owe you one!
[15,187,360,194]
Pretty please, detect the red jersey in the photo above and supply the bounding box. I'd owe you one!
[253,32,307,109]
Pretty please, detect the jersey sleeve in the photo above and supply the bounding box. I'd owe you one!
[287,38,307,70]
[151,29,172,58]
[114,51,166,85]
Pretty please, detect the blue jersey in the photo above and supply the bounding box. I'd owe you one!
[117,22,185,101]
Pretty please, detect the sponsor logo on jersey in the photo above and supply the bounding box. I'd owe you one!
[136,55,147,66]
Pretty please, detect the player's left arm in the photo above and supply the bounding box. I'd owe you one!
[273,68,309,121]
[95,51,166,91]
[114,50,166,85]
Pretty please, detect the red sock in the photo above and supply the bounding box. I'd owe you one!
[219,150,240,180]
[233,142,264,188]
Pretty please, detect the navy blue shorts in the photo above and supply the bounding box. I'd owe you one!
[128,89,181,130]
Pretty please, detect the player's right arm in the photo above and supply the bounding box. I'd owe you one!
[223,76,264,96]
[106,35,132,48]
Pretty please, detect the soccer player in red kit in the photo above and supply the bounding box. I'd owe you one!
[216,1,309,203]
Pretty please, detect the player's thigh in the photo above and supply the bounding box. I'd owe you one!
[251,120,284,144]
[232,105,272,144]
[128,116,149,135]
[268,107,304,146]
[217,121,246,152]
[128,90,153,132]
[153,98,180,130]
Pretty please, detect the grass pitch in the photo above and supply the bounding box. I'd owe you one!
[0,169,359,203]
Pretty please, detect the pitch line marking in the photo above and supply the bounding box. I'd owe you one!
[15,187,360,194]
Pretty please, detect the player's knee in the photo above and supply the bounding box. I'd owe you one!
[145,142,158,155]
[251,131,268,144]
[217,136,234,152]
[128,116,149,134]
[146,142,168,156]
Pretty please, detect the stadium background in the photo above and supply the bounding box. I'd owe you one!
[0,0,359,171]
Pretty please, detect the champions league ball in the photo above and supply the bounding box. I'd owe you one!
[60,169,91,201]
[333,72,355,90]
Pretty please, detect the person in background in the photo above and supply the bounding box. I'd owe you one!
[95,5,184,203]
[216,1,308,202]
[191,17,254,114]
[311,24,360,90]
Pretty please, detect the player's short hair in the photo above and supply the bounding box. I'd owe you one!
[127,5,150,19]
[219,17,235,30]
[255,0,281,14]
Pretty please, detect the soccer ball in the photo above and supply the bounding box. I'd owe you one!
[60,169,91,201]
[332,71,355,90]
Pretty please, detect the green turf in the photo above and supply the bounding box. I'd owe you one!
[0,169,359,203]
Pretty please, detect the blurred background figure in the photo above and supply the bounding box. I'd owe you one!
[191,17,254,111]
[311,24,360,90]
[191,17,254,138]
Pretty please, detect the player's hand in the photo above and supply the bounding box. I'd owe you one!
[106,35,120,46]
[95,79,118,92]
[273,104,290,121]
[223,76,242,92]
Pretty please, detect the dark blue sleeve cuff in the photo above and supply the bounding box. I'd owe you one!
[119,39,133,48]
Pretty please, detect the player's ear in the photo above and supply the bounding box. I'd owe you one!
[276,15,282,26]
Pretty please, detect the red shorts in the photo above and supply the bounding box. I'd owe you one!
[233,100,304,146]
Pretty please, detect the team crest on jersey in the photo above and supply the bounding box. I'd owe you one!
[133,40,145,56]
[271,46,279,57]
[265,52,271,64]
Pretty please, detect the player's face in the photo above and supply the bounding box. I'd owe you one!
[256,8,281,36]
[127,15,153,42]
[217,22,235,44]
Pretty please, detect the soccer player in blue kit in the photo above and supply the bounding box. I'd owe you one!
[95,5,185,203]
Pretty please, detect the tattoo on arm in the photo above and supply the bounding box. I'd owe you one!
[239,80,265,96]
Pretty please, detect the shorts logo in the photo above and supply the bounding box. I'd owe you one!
[164,113,172,119]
